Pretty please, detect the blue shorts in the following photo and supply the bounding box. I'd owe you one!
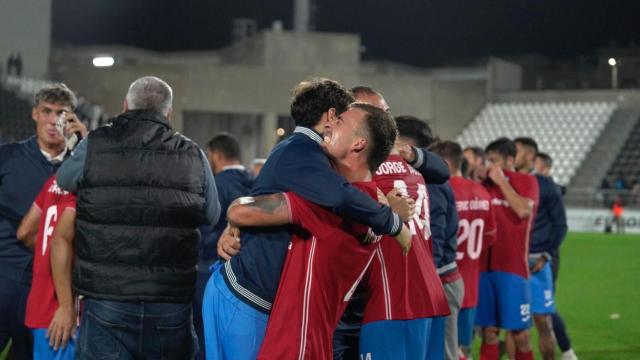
[32,328,76,360]
[530,262,555,315]
[475,271,531,330]
[202,262,269,360]
[359,318,441,360]
[457,307,476,347]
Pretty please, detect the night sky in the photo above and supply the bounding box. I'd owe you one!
[53,0,640,67]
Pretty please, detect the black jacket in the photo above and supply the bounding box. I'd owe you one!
[74,110,206,302]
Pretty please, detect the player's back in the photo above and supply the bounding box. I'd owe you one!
[450,176,496,309]
[258,183,378,360]
[483,170,539,278]
[25,176,77,329]
[364,154,449,323]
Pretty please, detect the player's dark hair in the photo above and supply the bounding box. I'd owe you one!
[207,132,241,160]
[395,115,434,147]
[464,146,485,161]
[514,136,539,154]
[352,102,397,172]
[290,78,354,128]
[536,152,553,169]
[485,137,516,159]
[431,140,464,171]
[461,158,469,178]
[34,83,77,110]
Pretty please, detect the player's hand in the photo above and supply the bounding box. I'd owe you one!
[530,256,547,273]
[64,112,88,139]
[487,165,506,185]
[397,142,416,163]
[217,225,241,261]
[377,188,389,206]
[386,188,416,222]
[46,304,76,351]
[393,224,412,255]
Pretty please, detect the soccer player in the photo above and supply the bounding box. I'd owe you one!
[357,118,451,360]
[515,137,569,360]
[202,79,414,360]
[432,140,497,360]
[476,137,539,360]
[334,86,451,360]
[463,146,486,183]
[390,116,462,360]
[194,133,254,360]
[534,153,552,177]
[223,103,407,359]
[17,176,78,359]
[533,153,578,360]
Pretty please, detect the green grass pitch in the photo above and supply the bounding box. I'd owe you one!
[472,232,640,359]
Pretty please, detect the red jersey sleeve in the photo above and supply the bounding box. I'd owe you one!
[284,192,327,231]
[33,177,54,211]
[59,195,77,212]
[519,175,540,205]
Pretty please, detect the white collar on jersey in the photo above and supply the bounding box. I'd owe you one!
[293,126,323,145]
[221,165,246,172]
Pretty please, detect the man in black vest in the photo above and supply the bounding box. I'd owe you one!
[57,76,220,359]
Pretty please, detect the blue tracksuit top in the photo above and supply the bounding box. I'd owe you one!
[530,174,567,259]
[198,166,254,273]
[427,181,459,276]
[0,136,62,282]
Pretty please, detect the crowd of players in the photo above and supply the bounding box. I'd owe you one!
[0,75,579,360]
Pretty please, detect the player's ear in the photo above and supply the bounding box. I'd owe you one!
[352,137,367,153]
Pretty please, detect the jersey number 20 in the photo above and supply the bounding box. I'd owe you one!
[456,218,484,260]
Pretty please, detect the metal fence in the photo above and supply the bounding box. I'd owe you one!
[565,188,640,209]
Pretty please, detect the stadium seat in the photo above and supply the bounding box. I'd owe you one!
[457,101,617,186]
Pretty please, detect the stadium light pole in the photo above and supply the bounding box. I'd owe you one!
[608,58,618,89]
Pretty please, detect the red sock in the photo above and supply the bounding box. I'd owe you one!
[515,350,534,360]
[480,343,499,360]
[459,356,467,360]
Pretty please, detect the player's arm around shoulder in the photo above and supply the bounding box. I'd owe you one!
[227,193,292,228]
[49,207,77,351]
[218,193,293,261]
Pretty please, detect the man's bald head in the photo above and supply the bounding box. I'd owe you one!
[351,86,390,112]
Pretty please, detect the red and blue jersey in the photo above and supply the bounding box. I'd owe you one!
[363,154,450,324]
[450,176,496,309]
[258,183,379,359]
[25,176,76,329]
[483,170,539,278]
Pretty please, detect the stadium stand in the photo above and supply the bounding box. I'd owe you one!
[457,101,617,186]
[606,117,640,181]
[0,82,34,143]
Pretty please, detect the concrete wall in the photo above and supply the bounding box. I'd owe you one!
[50,32,490,159]
[0,0,51,78]
[487,58,522,101]
[431,79,487,139]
